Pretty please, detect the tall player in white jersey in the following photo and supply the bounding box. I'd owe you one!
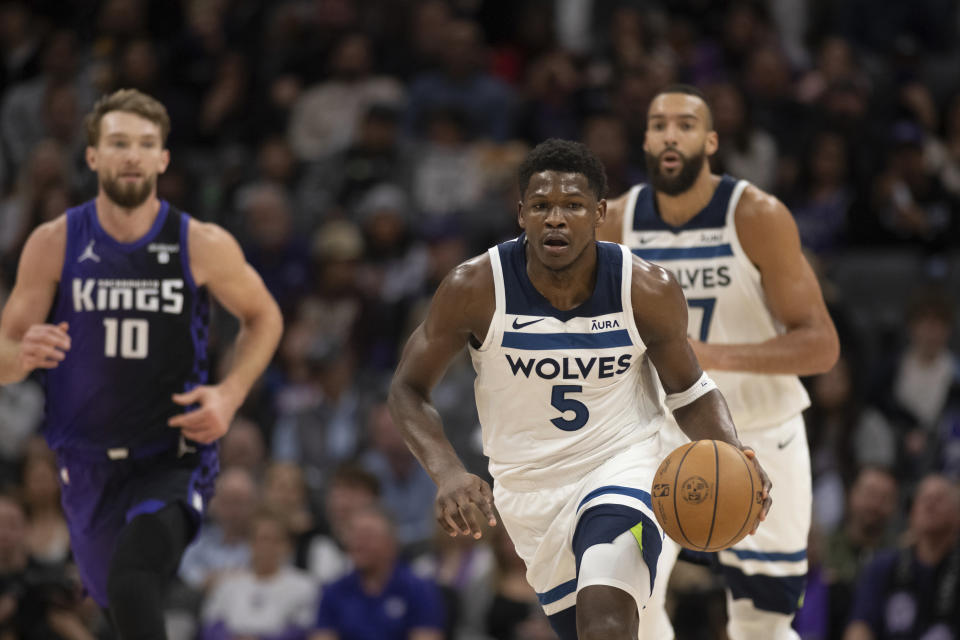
[599,85,840,640]
[389,139,771,640]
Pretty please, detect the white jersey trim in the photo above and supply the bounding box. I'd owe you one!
[619,243,645,350]
[622,184,644,241]
[472,247,505,353]
[724,180,762,284]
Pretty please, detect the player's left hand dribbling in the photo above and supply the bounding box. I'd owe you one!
[740,446,772,534]
[168,385,239,444]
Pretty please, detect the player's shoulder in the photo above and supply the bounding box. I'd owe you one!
[734,183,793,227]
[186,218,237,249]
[23,214,67,258]
[628,253,681,304]
[440,251,494,298]
[733,182,801,259]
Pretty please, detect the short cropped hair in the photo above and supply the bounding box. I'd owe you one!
[84,88,171,146]
[651,83,714,129]
[518,138,608,200]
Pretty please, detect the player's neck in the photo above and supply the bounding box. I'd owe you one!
[655,172,721,226]
[526,241,597,311]
[95,194,162,243]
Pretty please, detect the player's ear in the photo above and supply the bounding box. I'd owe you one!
[705,130,719,157]
[159,148,170,174]
[517,200,526,229]
[595,199,607,228]
[85,146,97,171]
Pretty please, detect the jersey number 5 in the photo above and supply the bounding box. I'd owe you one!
[550,385,590,431]
[103,318,149,359]
[687,297,716,342]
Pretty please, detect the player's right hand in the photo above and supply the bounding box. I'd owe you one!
[18,322,70,373]
[434,471,498,539]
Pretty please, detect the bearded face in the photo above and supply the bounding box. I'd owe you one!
[645,146,706,196]
[100,171,156,209]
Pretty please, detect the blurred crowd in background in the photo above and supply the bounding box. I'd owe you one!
[0,0,959,639]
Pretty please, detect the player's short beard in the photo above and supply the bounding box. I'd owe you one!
[101,173,155,210]
[645,148,706,196]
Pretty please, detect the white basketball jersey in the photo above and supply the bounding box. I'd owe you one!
[469,236,668,490]
[622,176,809,431]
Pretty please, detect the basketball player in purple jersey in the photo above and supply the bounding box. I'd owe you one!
[0,89,283,639]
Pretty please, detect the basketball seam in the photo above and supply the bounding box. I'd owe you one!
[673,442,697,549]
[726,447,756,549]
[703,440,719,550]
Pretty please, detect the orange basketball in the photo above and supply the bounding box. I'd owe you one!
[650,440,764,552]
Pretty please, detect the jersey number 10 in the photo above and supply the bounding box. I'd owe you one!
[103,318,149,359]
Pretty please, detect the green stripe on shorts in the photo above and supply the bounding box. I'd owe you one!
[630,521,644,549]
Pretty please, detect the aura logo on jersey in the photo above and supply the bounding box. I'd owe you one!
[505,354,632,380]
[590,319,620,331]
[671,265,731,290]
[72,278,184,314]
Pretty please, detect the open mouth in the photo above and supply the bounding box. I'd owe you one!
[543,235,570,254]
[660,151,682,170]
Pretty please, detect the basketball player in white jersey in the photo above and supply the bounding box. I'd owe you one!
[598,85,840,640]
[389,139,771,640]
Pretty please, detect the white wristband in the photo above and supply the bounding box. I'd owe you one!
[665,372,718,411]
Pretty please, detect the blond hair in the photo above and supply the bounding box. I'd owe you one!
[84,88,171,146]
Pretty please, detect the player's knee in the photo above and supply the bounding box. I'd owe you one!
[577,612,637,640]
[576,586,638,640]
[111,506,193,578]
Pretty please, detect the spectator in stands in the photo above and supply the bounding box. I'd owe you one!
[0,493,95,639]
[300,464,381,587]
[807,355,897,531]
[263,462,316,560]
[705,81,779,192]
[845,474,960,639]
[310,505,444,640]
[20,453,70,565]
[288,32,404,161]
[218,416,268,480]
[821,467,899,639]
[874,290,960,480]
[873,121,959,250]
[412,523,495,640]
[201,511,318,640]
[180,468,258,592]
[787,131,856,255]
[237,182,313,318]
[485,524,540,640]
[405,19,515,142]
[360,403,436,554]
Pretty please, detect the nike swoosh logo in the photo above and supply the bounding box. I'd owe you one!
[512,318,544,330]
[777,432,798,449]
[637,236,656,245]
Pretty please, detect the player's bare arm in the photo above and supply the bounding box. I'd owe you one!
[692,186,840,375]
[0,218,69,385]
[631,257,771,521]
[167,220,283,444]
[388,254,498,539]
[595,191,628,243]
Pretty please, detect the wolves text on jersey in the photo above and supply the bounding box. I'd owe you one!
[72,278,184,314]
[506,354,632,380]
[671,265,731,290]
